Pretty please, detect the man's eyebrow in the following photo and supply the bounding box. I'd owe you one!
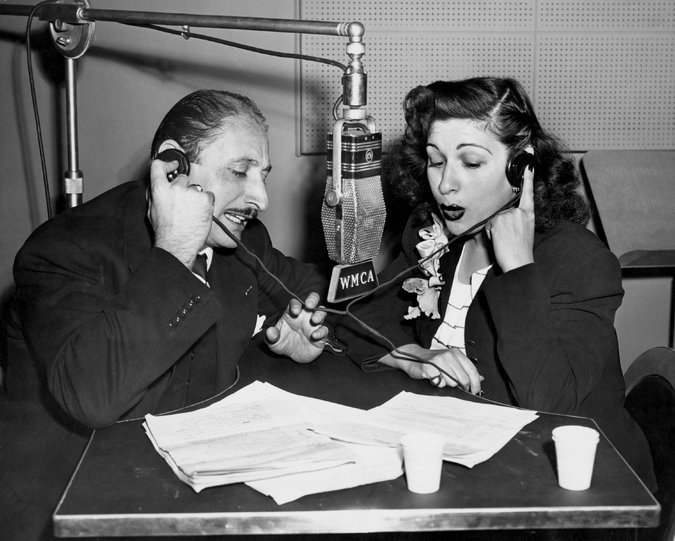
[225,159,273,179]
[229,158,272,170]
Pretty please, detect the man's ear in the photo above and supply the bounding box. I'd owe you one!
[155,142,190,181]
[156,140,184,157]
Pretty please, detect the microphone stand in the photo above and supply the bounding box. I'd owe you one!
[1,0,368,208]
[63,57,82,207]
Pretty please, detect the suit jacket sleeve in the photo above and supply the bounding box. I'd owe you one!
[480,226,624,413]
[13,217,223,428]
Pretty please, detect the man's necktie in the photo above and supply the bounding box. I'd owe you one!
[192,253,209,284]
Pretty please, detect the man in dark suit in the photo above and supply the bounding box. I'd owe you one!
[0,89,329,540]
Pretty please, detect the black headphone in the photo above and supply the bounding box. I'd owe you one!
[156,148,190,181]
[506,152,536,189]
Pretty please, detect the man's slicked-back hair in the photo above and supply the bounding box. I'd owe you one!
[150,89,268,163]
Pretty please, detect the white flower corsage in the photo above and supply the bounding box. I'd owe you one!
[402,214,448,320]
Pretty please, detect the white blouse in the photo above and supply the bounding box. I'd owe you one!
[431,245,491,354]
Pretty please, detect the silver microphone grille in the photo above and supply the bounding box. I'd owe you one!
[322,131,385,264]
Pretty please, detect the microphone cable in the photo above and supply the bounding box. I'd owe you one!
[22,9,520,395]
[127,23,347,71]
[212,193,522,395]
[18,11,524,402]
[25,0,56,220]
[341,194,522,394]
[23,15,347,224]
[122,195,523,422]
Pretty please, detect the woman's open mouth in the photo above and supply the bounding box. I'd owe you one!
[440,204,465,221]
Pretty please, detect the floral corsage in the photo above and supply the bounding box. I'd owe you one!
[402,213,448,320]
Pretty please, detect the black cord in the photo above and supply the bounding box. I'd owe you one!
[20,9,514,398]
[104,17,518,394]
[25,0,55,220]
[211,193,522,394]
[126,23,348,71]
[130,23,346,125]
[331,94,343,121]
[116,365,241,422]
[343,195,521,330]
[342,194,522,391]
[27,17,347,222]
[211,215,314,307]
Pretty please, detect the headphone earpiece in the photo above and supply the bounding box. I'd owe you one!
[156,148,190,181]
[506,152,536,189]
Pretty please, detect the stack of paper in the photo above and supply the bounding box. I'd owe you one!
[143,382,367,492]
[143,381,538,503]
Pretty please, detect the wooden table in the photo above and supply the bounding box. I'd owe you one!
[580,150,675,270]
[53,340,660,538]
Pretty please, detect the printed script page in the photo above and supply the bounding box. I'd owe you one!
[143,382,358,491]
[143,382,537,500]
[311,391,539,467]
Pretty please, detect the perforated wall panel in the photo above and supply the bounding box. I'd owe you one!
[299,0,675,153]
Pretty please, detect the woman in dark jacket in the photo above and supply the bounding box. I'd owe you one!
[336,76,656,490]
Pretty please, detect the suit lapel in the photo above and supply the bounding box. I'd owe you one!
[417,242,463,347]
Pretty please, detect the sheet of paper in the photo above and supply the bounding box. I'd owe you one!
[247,443,403,505]
[312,392,539,467]
[143,384,359,491]
[143,381,537,500]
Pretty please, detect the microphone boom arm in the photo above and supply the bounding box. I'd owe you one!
[0,1,368,208]
[0,3,363,38]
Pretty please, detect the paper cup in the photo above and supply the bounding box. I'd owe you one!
[401,432,445,494]
[552,425,600,491]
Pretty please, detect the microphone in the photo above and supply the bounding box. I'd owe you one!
[322,35,386,303]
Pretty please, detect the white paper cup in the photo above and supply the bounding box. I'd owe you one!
[401,432,445,494]
[552,425,600,491]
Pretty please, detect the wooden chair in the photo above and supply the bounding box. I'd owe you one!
[624,347,675,541]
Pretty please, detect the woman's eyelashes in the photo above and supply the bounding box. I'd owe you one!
[426,150,445,168]
[427,156,484,170]
[460,152,486,169]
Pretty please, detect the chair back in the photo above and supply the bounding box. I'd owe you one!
[624,347,675,541]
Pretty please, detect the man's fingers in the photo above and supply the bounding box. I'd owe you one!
[265,326,280,345]
[303,292,321,310]
[150,158,177,181]
[288,293,326,322]
[310,325,329,342]
[150,159,191,194]
[287,298,304,317]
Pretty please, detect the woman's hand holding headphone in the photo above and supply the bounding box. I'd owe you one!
[485,165,535,273]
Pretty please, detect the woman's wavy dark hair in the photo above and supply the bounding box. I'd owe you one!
[389,77,589,232]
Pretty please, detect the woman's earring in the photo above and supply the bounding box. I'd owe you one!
[511,185,521,194]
